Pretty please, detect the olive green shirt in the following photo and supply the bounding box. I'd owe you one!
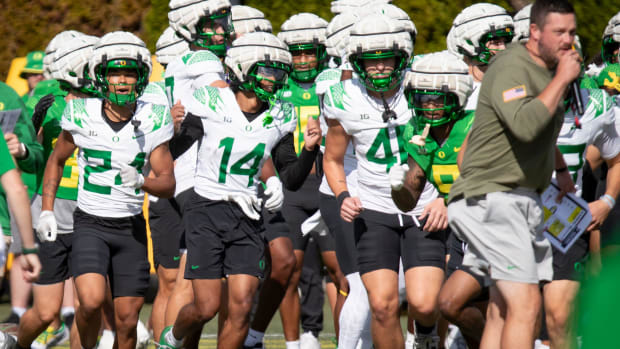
[448,43,565,202]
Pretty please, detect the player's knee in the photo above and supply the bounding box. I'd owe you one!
[545,303,570,334]
[408,293,438,320]
[195,300,219,322]
[438,294,460,323]
[115,310,139,333]
[36,307,61,325]
[368,296,399,324]
[270,252,295,285]
[78,299,103,319]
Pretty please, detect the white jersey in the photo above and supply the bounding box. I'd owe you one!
[322,78,437,215]
[61,98,173,218]
[556,88,620,196]
[186,86,297,200]
[315,68,359,195]
[464,80,481,112]
[164,50,226,197]
[140,81,169,107]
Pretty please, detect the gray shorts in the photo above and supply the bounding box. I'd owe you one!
[448,188,553,284]
[9,194,76,254]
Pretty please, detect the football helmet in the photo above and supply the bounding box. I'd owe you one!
[168,0,233,57]
[449,3,514,64]
[512,4,532,43]
[231,5,272,36]
[347,15,412,92]
[278,13,328,82]
[602,12,620,64]
[43,30,84,79]
[89,31,152,106]
[156,27,190,66]
[404,50,473,128]
[225,32,292,101]
[49,35,99,94]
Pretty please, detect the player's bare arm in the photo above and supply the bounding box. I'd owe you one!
[142,142,176,198]
[391,156,427,213]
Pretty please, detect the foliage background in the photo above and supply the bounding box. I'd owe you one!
[1,0,618,81]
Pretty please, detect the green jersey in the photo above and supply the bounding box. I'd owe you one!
[279,78,321,155]
[36,82,79,200]
[403,111,475,198]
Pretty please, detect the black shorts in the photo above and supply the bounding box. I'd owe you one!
[36,233,73,285]
[446,233,489,301]
[355,209,447,275]
[149,198,182,269]
[258,184,290,242]
[184,191,266,279]
[319,193,357,275]
[552,233,589,281]
[175,188,194,251]
[282,176,334,252]
[72,208,150,298]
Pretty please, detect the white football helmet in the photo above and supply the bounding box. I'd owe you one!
[49,35,99,92]
[43,30,84,79]
[347,15,412,92]
[325,12,360,67]
[512,4,532,43]
[449,3,514,64]
[225,32,292,101]
[330,0,391,15]
[89,31,152,106]
[404,50,473,128]
[231,5,272,36]
[168,0,233,57]
[358,4,417,45]
[156,27,190,66]
[602,12,620,64]
[278,13,329,82]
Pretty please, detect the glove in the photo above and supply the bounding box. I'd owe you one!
[389,164,409,190]
[119,163,144,189]
[32,94,55,133]
[36,210,58,242]
[263,177,284,212]
[224,194,262,220]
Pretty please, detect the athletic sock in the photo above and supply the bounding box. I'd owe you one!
[405,331,415,349]
[12,307,26,318]
[338,272,371,349]
[285,340,300,349]
[165,327,183,347]
[244,329,265,346]
[414,322,435,335]
[61,306,75,319]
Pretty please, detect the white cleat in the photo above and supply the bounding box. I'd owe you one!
[300,331,321,349]
[136,320,151,349]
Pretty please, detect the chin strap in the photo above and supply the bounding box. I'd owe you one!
[380,92,397,122]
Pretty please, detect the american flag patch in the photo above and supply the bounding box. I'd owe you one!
[502,85,527,102]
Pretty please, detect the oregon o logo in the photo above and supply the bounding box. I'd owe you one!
[0,102,4,110]
[33,52,43,60]
[245,125,252,132]
[438,151,446,159]
[112,136,120,143]
[302,92,311,100]
[259,260,265,270]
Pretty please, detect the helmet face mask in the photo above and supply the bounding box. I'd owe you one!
[602,36,620,64]
[406,88,460,129]
[474,26,514,64]
[351,50,408,92]
[233,61,291,101]
[95,59,149,107]
[193,8,234,57]
[289,43,327,82]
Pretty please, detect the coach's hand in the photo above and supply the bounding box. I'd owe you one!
[36,210,58,242]
[20,253,42,283]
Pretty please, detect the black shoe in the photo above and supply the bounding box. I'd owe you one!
[241,343,264,349]
[1,312,19,324]
[62,312,75,329]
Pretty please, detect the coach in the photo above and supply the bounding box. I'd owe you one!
[446,0,581,348]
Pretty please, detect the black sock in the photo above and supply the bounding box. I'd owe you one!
[415,321,435,335]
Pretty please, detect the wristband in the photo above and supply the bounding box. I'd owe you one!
[339,289,349,297]
[336,191,351,209]
[555,166,568,173]
[600,194,616,209]
[22,243,39,255]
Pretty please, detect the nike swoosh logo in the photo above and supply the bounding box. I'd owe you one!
[173,256,180,261]
[507,265,517,270]
[454,146,461,152]
[191,265,199,270]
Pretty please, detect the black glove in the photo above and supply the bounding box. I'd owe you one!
[32,94,55,133]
